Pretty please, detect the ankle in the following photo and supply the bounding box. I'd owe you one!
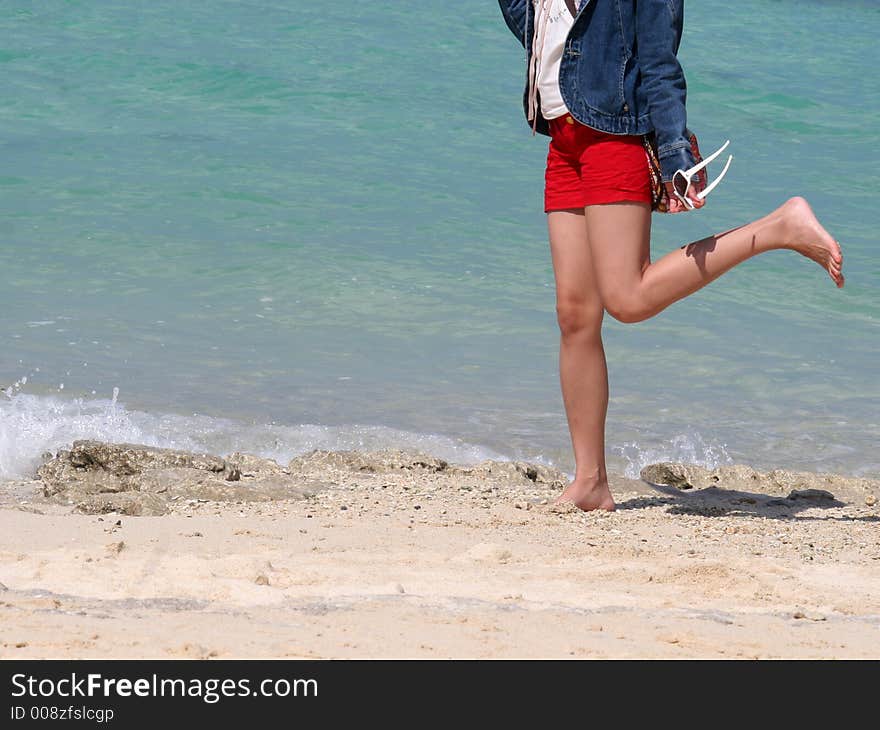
[572,466,607,487]
[774,197,809,251]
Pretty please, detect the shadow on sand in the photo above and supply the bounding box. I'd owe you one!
[620,481,880,523]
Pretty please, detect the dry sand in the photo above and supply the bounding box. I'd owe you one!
[1,446,879,659]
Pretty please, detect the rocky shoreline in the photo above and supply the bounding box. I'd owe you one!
[20,439,568,516]
[4,439,876,516]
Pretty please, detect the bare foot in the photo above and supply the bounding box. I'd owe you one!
[555,478,616,512]
[779,196,844,288]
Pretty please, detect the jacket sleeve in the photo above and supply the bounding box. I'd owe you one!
[498,0,529,48]
[635,0,697,182]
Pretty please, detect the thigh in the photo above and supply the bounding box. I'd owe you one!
[548,209,602,310]
[583,202,652,304]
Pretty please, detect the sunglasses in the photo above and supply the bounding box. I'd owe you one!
[672,139,734,210]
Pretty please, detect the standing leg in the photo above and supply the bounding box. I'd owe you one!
[585,197,843,324]
[548,208,615,511]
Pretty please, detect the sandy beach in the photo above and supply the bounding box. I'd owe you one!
[0,441,878,659]
[2,0,876,667]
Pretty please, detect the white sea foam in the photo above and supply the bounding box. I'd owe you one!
[613,431,734,480]
[0,390,507,481]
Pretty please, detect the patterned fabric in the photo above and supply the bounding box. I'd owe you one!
[642,130,706,213]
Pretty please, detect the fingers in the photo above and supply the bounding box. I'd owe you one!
[686,180,705,208]
[663,181,705,212]
[666,195,701,213]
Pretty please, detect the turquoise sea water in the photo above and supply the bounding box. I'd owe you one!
[1,0,878,481]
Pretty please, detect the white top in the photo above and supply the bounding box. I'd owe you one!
[534,0,575,120]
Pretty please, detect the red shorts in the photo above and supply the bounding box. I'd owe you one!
[544,114,652,212]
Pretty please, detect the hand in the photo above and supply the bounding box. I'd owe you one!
[664,175,706,213]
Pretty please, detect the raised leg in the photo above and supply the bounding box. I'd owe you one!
[584,197,843,324]
[548,209,615,511]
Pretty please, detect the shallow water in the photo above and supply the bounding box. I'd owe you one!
[1,0,878,481]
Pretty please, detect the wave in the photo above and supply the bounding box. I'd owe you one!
[0,389,508,481]
[611,431,734,480]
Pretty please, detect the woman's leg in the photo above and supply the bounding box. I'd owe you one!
[585,197,843,324]
[548,209,615,511]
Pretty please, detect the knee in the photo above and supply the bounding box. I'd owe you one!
[603,294,648,324]
[555,296,604,338]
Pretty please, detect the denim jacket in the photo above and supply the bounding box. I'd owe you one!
[498,0,697,182]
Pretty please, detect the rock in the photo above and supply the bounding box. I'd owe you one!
[287,448,448,475]
[170,477,320,503]
[512,460,568,487]
[640,462,768,491]
[449,460,567,489]
[36,440,326,516]
[39,440,225,485]
[254,574,270,586]
[76,492,169,517]
[136,467,209,495]
[284,449,566,493]
[224,452,286,477]
[866,495,876,506]
[715,464,777,491]
[787,488,837,503]
[0,581,8,592]
[641,461,876,502]
[640,463,706,490]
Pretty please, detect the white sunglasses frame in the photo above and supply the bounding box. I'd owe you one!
[672,139,734,210]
